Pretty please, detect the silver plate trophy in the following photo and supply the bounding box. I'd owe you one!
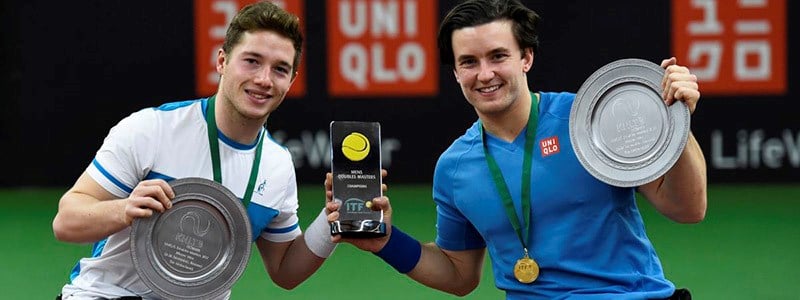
[131,177,251,300]
[569,58,690,187]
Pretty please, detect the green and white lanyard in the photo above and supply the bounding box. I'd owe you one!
[205,95,263,208]
[479,92,539,258]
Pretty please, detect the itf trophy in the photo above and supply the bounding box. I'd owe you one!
[329,121,386,237]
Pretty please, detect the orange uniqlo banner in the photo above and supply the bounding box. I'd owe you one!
[327,0,438,97]
[194,0,306,98]
[672,0,786,96]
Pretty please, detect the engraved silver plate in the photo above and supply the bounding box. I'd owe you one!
[570,58,690,187]
[131,177,251,300]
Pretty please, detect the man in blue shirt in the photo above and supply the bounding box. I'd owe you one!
[326,0,705,299]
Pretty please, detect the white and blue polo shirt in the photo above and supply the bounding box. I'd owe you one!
[61,98,300,299]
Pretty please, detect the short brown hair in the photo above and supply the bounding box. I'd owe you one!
[222,2,304,73]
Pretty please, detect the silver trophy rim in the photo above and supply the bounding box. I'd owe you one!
[131,177,251,300]
[569,58,690,187]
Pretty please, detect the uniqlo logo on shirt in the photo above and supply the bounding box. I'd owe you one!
[540,136,560,157]
[671,0,786,96]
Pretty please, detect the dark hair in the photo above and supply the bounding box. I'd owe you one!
[222,1,304,74]
[437,0,541,66]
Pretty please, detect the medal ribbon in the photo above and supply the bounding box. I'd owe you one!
[480,92,539,254]
[205,95,264,208]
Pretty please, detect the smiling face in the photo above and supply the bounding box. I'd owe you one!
[451,20,533,117]
[216,30,297,125]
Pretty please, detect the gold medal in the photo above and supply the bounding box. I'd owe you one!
[513,254,539,283]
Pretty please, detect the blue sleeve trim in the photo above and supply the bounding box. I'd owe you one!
[92,159,133,194]
[264,223,299,234]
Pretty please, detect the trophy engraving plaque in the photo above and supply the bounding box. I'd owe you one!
[131,177,251,300]
[570,58,690,187]
[330,121,386,237]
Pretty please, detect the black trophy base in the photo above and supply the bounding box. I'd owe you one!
[330,219,387,238]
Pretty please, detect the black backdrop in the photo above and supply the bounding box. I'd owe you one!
[1,0,797,187]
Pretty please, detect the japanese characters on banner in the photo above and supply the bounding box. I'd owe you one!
[194,0,306,97]
[672,0,786,96]
[327,0,438,97]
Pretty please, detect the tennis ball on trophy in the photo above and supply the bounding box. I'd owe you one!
[342,132,370,161]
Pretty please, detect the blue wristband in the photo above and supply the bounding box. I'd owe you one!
[374,226,422,273]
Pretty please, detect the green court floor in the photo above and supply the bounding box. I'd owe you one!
[2,184,797,299]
